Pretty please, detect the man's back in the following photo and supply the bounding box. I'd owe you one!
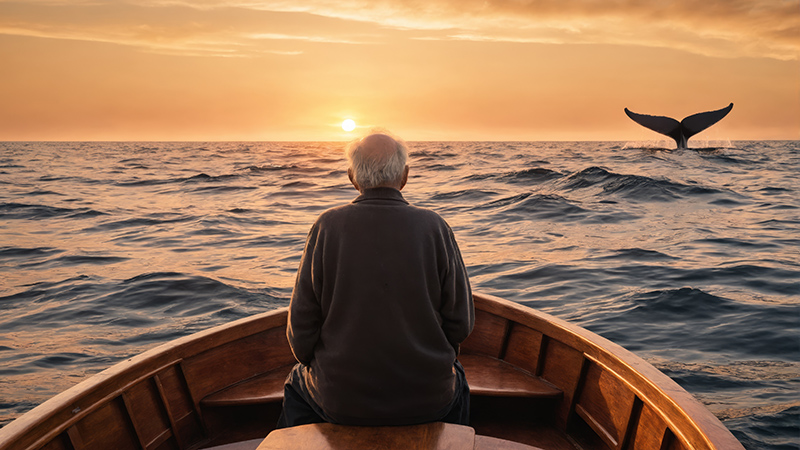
[287,187,473,425]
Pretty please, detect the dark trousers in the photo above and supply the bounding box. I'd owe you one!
[276,361,470,428]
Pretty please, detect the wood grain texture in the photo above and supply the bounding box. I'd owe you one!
[503,325,544,376]
[474,435,544,450]
[574,359,637,449]
[472,292,744,450]
[256,422,474,450]
[461,310,508,358]
[460,354,561,399]
[201,365,294,407]
[0,294,744,450]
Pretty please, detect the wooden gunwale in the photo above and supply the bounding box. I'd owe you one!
[0,311,288,450]
[0,292,743,450]
[472,292,742,450]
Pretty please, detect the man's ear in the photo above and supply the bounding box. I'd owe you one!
[348,168,361,192]
[399,165,409,191]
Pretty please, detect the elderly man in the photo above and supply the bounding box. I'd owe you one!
[277,131,474,428]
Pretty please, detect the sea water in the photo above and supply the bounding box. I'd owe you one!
[1,141,798,449]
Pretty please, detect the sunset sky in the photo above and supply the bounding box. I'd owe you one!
[1,0,798,141]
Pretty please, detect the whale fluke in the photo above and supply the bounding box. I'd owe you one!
[625,103,733,149]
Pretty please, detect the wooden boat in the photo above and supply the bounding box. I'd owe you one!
[0,292,744,450]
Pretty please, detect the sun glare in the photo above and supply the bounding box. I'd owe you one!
[342,119,356,132]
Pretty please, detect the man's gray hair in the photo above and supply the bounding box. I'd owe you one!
[345,130,408,189]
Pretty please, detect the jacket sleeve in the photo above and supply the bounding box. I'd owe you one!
[286,223,323,365]
[439,226,474,355]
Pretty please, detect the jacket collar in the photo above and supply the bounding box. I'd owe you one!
[352,187,409,204]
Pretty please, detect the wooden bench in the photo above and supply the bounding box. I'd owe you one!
[255,422,543,450]
[458,354,561,399]
[200,354,561,408]
[202,364,295,407]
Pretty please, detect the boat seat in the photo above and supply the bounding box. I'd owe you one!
[202,364,294,407]
[255,422,543,450]
[459,353,562,399]
[201,354,560,408]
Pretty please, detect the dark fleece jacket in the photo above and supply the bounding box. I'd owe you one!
[287,187,474,424]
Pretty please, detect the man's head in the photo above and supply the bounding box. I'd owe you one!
[345,131,409,192]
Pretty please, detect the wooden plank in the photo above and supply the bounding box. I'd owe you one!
[201,365,293,407]
[156,365,206,449]
[575,403,619,448]
[146,429,174,450]
[120,392,148,450]
[502,325,544,376]
[155,373,186,450]
[539,339,584,428]
[256,423,474,450]
[621,398,644,450]
[460,354,561,398]
[461,310,508,358]
[71,398,139,450]
[38,433,73,450]
[66,426,84,450]
[182,327,295,406]
[628,403,670,450]
[573,357,637,449]
[122,378,175,450]
[473,435,544,450]
[0,309,288,450]
[201,354,563,408]
[472,293,744,450]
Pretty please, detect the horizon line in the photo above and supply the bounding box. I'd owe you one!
[2,138,796,144]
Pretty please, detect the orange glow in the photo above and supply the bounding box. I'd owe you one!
[0,1,797,141]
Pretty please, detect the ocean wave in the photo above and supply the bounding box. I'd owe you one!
[464,167,562,184]
[20,254,130,269]
[115,172,245,187]
[0,247,63,260]
[431,189,497,202]
[190,185,258,193]
[182,173,241,183]
[693,237,782,250]
[238,164,296,172]
[22,190,65,197]
[468,191,640,224]
[1,272,286,333]
[584,288,800,359]
[475,193,588,221]
[667,264,800,296]
[595,248,679,261]
[0,203,107,220]
[726,406,799,450]
[562,166,727,201]
[82,214,197,232]
[649,359,800,384]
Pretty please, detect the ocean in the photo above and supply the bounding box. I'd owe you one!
[0,141,798,449]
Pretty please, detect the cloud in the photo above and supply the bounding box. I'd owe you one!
[184,0,799,60]
[0,0,797,60]
[247,33,368,45]
[0,1,374,57]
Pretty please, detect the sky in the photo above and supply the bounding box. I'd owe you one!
[1,0,798,141]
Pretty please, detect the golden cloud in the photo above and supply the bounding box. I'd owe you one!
[0,0,797,59]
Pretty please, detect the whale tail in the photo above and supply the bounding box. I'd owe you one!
[625,103,733,149]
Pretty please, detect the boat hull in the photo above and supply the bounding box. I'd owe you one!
[0,292,743,450]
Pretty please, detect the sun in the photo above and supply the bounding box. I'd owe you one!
[341,119,356,132]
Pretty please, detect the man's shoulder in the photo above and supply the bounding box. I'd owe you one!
[312,204,349,227]
[406,203,449,224]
